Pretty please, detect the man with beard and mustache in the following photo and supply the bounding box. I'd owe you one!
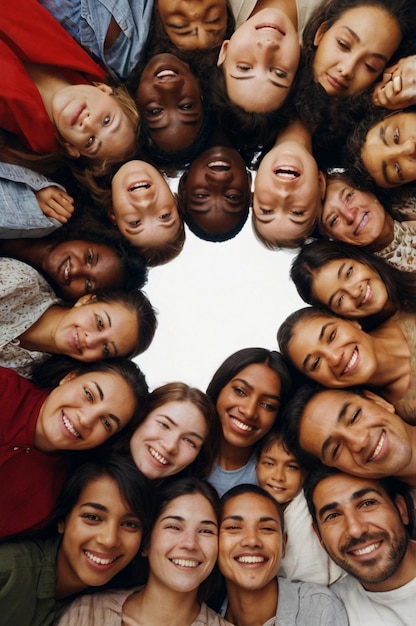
[304,466,416,626]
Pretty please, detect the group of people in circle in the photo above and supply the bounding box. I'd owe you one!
[1,0,416,624]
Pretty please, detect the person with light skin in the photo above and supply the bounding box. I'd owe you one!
[0,454,154,626]
[121,382,220,481]
[57,477,233,626]
[0,357,148,539]
[217,483,349,626]
[256,429,344,585]
[277,305,416,424]
[280,384,416,489]
[253,118,326,248]
[206,348,291,496]
[304,466,416,626]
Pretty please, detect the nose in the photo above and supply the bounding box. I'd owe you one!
[344,428,368,453]
[344,508,369,539]
[241,526,262,548]
[270,464,285,483]
[154,76,184,92]
[78,408,100,430]
[321,344,342,367]
[238,394,257,420]
[400,137,416,158]
[205,168,233,183]
[179,529,199,550]
[256,38,280,51]
[337,57,355,79]
[161,433,179,455]
[338,202,357,225]
[97,521,121,548]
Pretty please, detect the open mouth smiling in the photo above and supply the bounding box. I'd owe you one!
[148,446,170,466]
[273,166,300,180]
[367,431,385,462]
[62,412,81,439]
[341,347,359,376]
[353,212,369,236]
[229,416,256,432]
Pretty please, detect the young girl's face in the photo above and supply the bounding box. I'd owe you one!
[111,160,180,248]
[57,476,143,595]
[35,371,136,452]
[218,9,300,113]
[256,440,305,506]
[129,401,208,479]
[157,0,228,50]
[52,83,136,161]
[216,363,281,449]
[146,493,218,592]
[313,6,401,97]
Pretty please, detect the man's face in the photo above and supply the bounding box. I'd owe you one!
[298,389,413,479]
[313,473,409,591]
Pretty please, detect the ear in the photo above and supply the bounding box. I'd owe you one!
[61,142,81,159]
[58,520,65,534]
[394,493,410,527]
[217,40,229,67]
[362,389,396,414]
[59,370,78,386]
[318,171,326,199]
[108,208,117,224]
[93,82,113,95]
[313,22,329,46]
[141,546,148,557]
[74,294,97,308]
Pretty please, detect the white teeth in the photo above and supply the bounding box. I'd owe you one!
[84,550,117,565]
[64,258,70,282]
[74,328,81,353]
[230,417,254,431]
[274,168,299,178]
[63,414,81,439]
[149,447,169,465]
[343,348,358,375]
[156,69,177,78]
[128,183,150,191]
[369,432,385,461]
[171,558,199,567]
[351,542,380,556]
[237,555,265,564]
[208,160,230,169]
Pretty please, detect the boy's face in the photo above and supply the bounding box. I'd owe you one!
[256,440,306,506]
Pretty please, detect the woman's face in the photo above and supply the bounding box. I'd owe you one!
[320,179,386,245]
[130,401,208,480]
[184,146,250,236]
[216,363,281,449]
[146,493,218,593]
[57,476,143,595]
[312,6,401,97]
[43,240,123,300]
[52,83,136,161]
[55,297,139,360]
[35,370,136,452]
[361,112,416,188]
[287,314,377,388]
[253,141,325,243]
[111,160,180,248]
[311,258,389,318]
[136,54,203,152]
[218,8,300,113]
[157,0,227,49]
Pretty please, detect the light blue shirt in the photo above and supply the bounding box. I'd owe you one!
[39,0,154,80]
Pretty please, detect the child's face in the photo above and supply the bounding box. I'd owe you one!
[256,440,305,506]
[111,160,180,248]
[253,141,325,246]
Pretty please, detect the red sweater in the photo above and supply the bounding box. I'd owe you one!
[0,0,107,153]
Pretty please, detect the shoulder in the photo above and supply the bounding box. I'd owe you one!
[277,577,349,625]
[57,587,140,626]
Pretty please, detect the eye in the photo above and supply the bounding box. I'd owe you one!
[259,401,277,412]
[102,115,111,126]
[350,408,361,424]
[157,419,170,430]
[364,63,377,73]
[310,357,320,372]
[122,520,142,530]
[183,436,197,448]
[128,220,141,227]
[160,212,172,221]
[260,208,274,215]
[87,249,94,265]
[85,279,93,294]
[394,162,403,181]
[271,68,287,79]
[288,463,300,471]
[291,210,305,217]
[336,295,344,309]
[81,513,101,522]
[233,386,246,397]
[329,215,339,228]
[103,343,110,358]
[346,265,353,278]
[393,128,400,144]
[337,38,350,51]
[195,193,209,199]
[225,194,241,202]
[85,136,95,148]
[147,107,163,115]
[199,527,217,535]
[84,387,93,402]
[179,103,193,110]
[345,191,354,202]
[360,499,378,509]
[95,314,104,331]
[236,63,251,72]
[262,460,274,467]
[101,417,112,432]
[328,328,337,342]
[331,442,341,461]
[323,511,340,522]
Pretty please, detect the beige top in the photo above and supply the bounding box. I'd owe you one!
[228,0,321,38]
[391,311,416,424]
[57,587,235,626]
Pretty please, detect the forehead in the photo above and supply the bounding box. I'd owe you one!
[313,473,390,510]
[159,492,216,520]
[221,492,281,522]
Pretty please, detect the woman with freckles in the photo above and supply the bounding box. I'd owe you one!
[0,356,147,539]
[277,305,416,425]
[205,348,291,496]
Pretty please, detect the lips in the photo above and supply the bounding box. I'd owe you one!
[207,160,231,172]
[71,104,86,126]
[60,257,71,285]
[229,415,256,432]
[155,68,179,81]
[341,347,359,376]
[236,554,267,564]
[148,445,170,466]
[273,166,300,180]
[74,328,82,354]
[255,23,286,36]
[358,282,372,308]
[353,212,369,236]
[170,558,200,568]
[62,412,81,439]
[326,74,348,92]
[128,181,151,192]
[367,430,386,462]
[84,550,119,567]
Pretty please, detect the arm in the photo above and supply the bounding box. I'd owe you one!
[372,56,416,110]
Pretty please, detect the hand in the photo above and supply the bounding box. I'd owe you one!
[372,55,416,109]
[35,186,75,223]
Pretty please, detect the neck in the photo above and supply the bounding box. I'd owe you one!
[250,0,298,28]
[363,539,416,592]
[275,119,312,151]
[369,213,395,252]
[369,320,410,392]
[225,578,278,626]
[18,305,63,352]
[24,63,77,121]
[217,439,253,470]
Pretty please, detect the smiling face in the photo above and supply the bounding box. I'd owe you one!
[136,54,203,152]
[312,6,401,98]
[146,493,218,593]
[218,9,300,113]
[43,240,122,300]
[311,258,389,318]
[110,160,180,248]
[312,473,409,590]
[287,314,377,387]
[35,370,136,452]
[184,145,250,236]
[216,363,281,450]
[52,83,136,161]
[129,401,208,480]
[218,492,285,591]
[256,440,305,506]
[157,0,228,49]
[56,476,143,596]
[320,179,387,246]
[298,389,413,478]
[361,112,416,188]
[253,141,325,243]
[55,298,139,361]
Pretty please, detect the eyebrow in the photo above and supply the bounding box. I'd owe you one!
[327,263,346,308]
[233,377,281,402]
[321,401,350,460]
[92,381,122,430]
[229,73,288,90]
[125,218,178,236]
[80,502,108,512]
[161,514,217,526]
[341,26,388,62]
[221,514,280,524]
[302,322,334,370]
[157,414,205,441]
[317,487,384,520]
